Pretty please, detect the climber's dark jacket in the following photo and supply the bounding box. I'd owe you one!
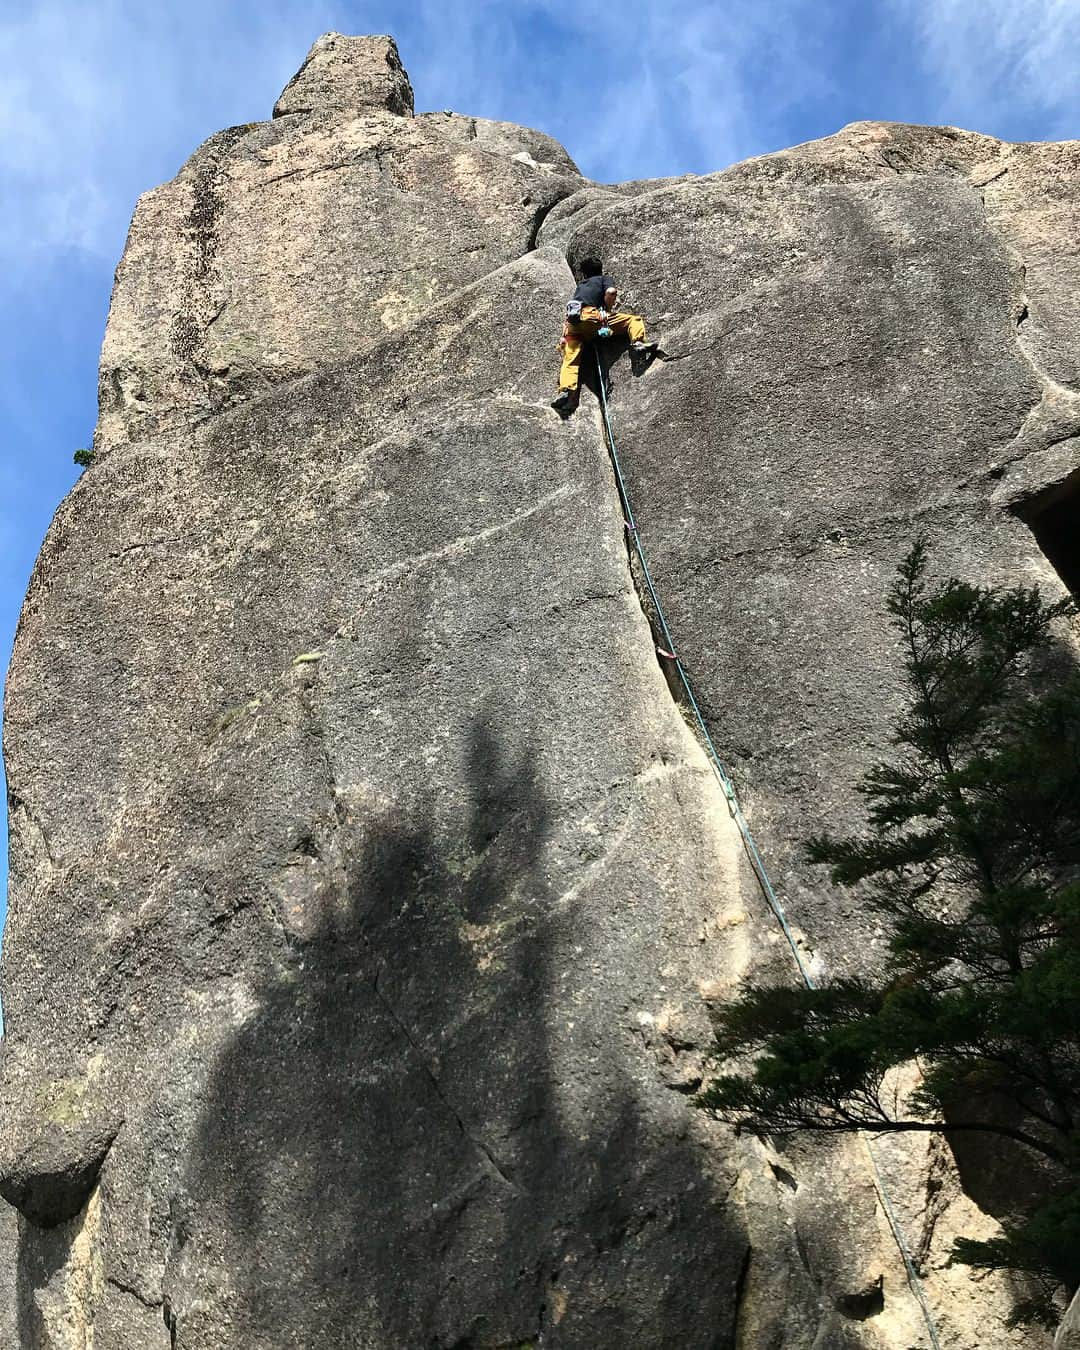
[572,274,617,308]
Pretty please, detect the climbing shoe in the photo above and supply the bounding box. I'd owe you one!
[629,340,658,374]
[551,389,578,414]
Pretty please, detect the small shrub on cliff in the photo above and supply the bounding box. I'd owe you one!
[73,447,95,468]
[698,539,1080,1319]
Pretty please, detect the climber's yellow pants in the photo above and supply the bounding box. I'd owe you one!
[557,306,647,393]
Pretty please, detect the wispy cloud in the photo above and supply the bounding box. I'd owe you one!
[0,0,348,266]
[894,0,1080,136]
[394,0,836,180]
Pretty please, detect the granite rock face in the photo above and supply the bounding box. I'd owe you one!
[3,32,1077,1349]
[0,1203,18,1346]
[1057,1291,1080,1350]
[97,33,582,453]
[567,122,1080,971]
[272,31,415,118]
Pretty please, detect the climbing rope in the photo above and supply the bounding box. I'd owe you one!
[593,347,944,1350]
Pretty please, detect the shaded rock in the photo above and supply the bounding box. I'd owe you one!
[836,1275,886,1321]
[0,1203,18,1345]
[1057,1290,1080,1349]
[0,1113,118,1228]
[535,183,633,251]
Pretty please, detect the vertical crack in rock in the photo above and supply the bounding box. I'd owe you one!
[914,1134,950,1272]
[297,661,347,831]
[163,1298,178,1350]
[168,125,260,422]
[732,1244,753,1343]
[594,432,686,702]
[525,188,579,252]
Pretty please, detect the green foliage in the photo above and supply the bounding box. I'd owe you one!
[73,447,95,468]
[698,538,1080,1309]
[954,1189,1080,1304]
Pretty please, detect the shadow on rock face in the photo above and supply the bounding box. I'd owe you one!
[584,338,631,409]
[553,338,643,421]
[175,712,744,1350]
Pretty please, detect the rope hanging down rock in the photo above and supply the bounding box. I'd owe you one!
[593,347,944,1350]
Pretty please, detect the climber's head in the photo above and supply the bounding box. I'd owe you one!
[579,256,603,279]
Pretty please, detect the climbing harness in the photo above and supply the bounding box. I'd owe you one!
[593,347,945,1350]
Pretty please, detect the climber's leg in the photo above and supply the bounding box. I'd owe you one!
[559,334,584,390]
[608,311,647,344]
[609,311,658,372]
[553,335,584,411]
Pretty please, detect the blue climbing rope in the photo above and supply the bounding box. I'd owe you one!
[593,347,944,1350]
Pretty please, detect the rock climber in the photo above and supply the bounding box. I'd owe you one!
[551,257,658,414]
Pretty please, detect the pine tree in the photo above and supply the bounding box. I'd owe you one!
[698,539,1080,1320]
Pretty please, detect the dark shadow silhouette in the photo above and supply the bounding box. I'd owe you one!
[178,706,746,1348]
[15,1210,80,1347]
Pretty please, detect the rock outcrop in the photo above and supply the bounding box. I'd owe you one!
[1057,1291,1080,1350]
[3,31,1078,1349]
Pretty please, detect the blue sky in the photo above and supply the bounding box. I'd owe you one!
[2,0,1080,943]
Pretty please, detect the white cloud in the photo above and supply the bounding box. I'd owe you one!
[395,0,833,182]
[0,0,862,279]
[0,0,347,266]
[895,0,1080,136]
